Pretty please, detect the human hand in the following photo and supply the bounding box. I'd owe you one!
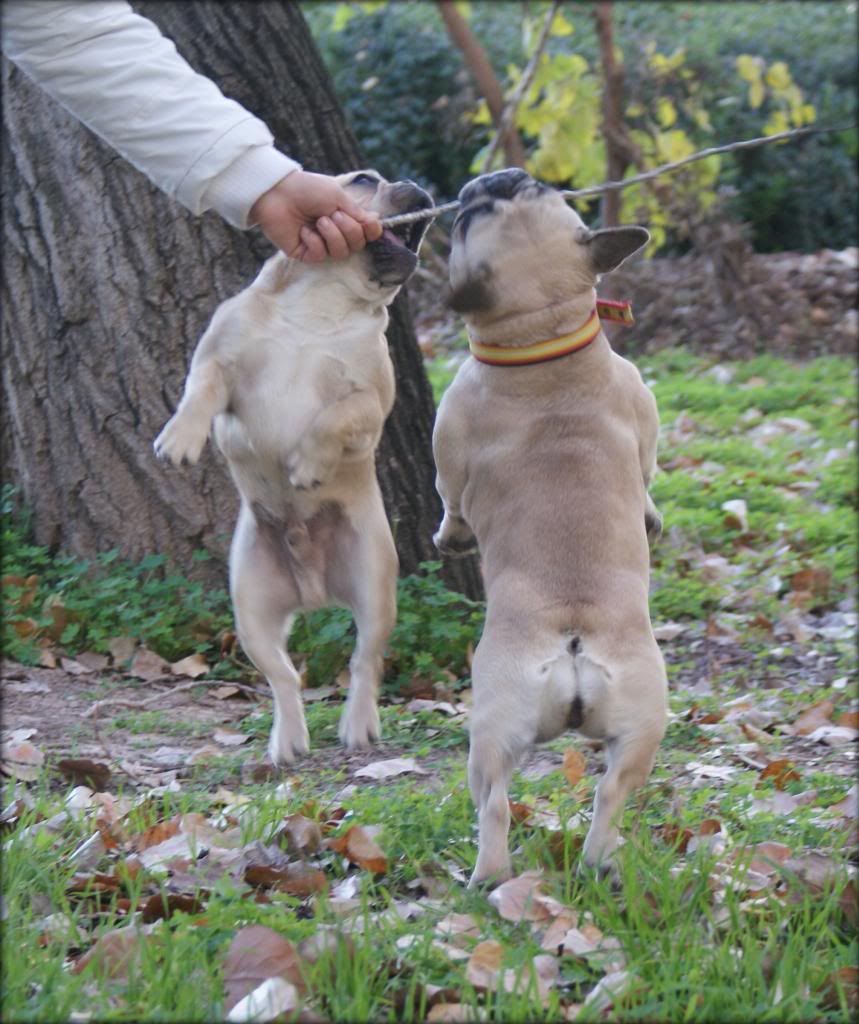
[249,170,382,262]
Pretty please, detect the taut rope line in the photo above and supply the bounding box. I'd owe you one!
[380,122,855,228]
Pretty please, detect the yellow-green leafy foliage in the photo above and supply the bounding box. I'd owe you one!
[735,54,816,135]
[470,15,810,253]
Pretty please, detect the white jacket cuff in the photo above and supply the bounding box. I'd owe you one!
[200,147,300,229]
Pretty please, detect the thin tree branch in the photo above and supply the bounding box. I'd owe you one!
[481,0,562,173]
[381,122,856,227]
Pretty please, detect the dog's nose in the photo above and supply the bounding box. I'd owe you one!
[459,168,532,205]
[388,180,433,211]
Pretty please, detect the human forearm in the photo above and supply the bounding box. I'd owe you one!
[2,0,298,226]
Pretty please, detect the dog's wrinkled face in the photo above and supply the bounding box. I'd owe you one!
[448,168,649,324]
[334,170,432,294]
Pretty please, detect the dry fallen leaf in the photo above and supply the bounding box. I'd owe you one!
[528,954,560,999]
[60,657,93,676]
[244,863,328,897]
[746,841,792,875]
[656,823,695,854]
[57,758,111,790]
[836,710,859,730]
[749,789,818,816]
[279,814,322,856]
[790,700,834,736]
[327,825,388,874]
[759,759,801,790]
[721,499,748,532]
[806,724,859,746]
[653,621,687,641]
[140,892,204,923]
[487,872,553,923]
[427,1004,483,1023]
[540,910,580,952]
[465,939,504,991]
[507,800,533,826]
[226,976,300,1023]
[789,566,831,598]
[170,653,209,679]
[817,965,858,1012]
[1,736,45,781]
[435,913,481,948]
[214,728,253,747]
[222,925,306,1014]
[129,646,170,681]
[72,922,160,978]
[107,635,137,663]
[583,969,631,1013]
[211,684,241,701]
[133,816,182,853]
[354,757,427,780]
[562,748,586,788]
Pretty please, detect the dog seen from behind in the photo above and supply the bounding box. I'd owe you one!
[433,168,668,886]
[155,170,431,765]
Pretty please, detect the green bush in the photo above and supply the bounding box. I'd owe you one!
[1,487,233,665]
[2,489,482,694]
[289,561,483,691]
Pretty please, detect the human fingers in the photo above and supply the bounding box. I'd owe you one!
[297,224,327,263]
[360,211,383,242]
[335,194,383,240]
[331,210,368,253]
[314,215,351,261]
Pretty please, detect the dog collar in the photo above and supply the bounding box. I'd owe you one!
[469,299,634,367]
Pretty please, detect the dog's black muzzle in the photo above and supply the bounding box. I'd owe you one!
[368,179,433,286]
[453,168,548,237]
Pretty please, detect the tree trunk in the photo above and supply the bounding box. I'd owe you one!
[593,1,628,227]
[437,1,527,168]
[1,0,481,598]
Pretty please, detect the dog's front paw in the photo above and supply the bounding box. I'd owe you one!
[338,699,381,750]
[153,412,209,467]
[287,439,339,491]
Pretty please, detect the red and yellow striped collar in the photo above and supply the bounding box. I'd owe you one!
[469,299,634,367]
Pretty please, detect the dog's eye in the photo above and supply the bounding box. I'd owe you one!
[351,173,380,187]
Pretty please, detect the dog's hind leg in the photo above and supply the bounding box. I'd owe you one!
[230,505,309,765]
[331,494,398,749]
[467,635,538,887]
[581,657,666,868]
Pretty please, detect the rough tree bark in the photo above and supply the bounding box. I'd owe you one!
[1,1,481,597]
[437,1,527,168]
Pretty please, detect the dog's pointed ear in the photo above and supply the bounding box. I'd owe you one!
[583,226,650,274]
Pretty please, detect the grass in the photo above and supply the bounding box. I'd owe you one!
[3,696,856,1021]
[2,350,856,1020]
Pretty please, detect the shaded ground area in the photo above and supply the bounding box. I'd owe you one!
[3,612,854,793]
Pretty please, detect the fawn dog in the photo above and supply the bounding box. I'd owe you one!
[155,171,431,765]
[432,168,667,885]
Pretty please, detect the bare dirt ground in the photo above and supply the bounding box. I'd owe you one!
[3,623,854,798]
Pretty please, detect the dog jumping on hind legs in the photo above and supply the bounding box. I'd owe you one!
[155,170,431,765]
[432,168,668,886]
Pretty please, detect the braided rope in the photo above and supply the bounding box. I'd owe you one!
[380,122,855,228]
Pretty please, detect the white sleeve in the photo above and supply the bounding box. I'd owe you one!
[1,0,301,228]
